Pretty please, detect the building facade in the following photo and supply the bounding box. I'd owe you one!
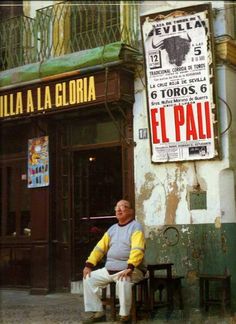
[0,0,236,311]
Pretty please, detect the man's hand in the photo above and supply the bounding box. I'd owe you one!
[83,266,92,279]
[117,268,133,281]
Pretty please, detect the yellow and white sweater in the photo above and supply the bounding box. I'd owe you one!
[86,219,146,272]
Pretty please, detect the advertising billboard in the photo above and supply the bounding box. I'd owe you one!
[141,4,219,162]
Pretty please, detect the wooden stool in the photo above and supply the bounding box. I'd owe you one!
[131,278,149,322]
[102,281,117,321]
[151,275,184,310]
[147,263,184,312]
[102,278,148,322]
[199,274,231,313]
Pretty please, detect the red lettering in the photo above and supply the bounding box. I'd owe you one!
[174,105,184,141]
[204,101,211,138]
[197,102,206,139]
[186,104,197,140]
[151,108,160,143]
[160,107,169,142]
[154,102,212,144]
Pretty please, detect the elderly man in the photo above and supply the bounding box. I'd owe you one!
[82,199,146,323]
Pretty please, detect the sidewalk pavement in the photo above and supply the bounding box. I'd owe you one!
[0,289,236,324]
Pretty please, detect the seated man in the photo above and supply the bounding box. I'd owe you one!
[83,199,146,323]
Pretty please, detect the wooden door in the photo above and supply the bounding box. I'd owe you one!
[0,158,31,287]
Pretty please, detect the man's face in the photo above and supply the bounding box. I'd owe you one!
[114,200,133,224]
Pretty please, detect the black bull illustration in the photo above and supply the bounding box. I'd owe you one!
[152,35,191,66]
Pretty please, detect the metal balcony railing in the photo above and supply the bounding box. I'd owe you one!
[0,1,140,71]
[0,15,37,71]
[36,0,139,59]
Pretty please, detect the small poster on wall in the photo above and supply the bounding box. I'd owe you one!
[28,136,49,188]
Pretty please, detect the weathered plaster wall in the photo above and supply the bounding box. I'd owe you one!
[218,65,236,224]
[145,223,236,309]
[133,91,235,226]
[135,1,236,226]
[134,0,236,310]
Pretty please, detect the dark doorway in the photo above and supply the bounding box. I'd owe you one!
[71,145,122,280]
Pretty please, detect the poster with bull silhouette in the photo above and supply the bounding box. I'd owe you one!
[141,4,219,162]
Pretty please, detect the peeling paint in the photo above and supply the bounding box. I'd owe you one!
[145,226,164,240]
[145,223,236,309]
[192,248,202,260]
[175,162,188,176]
[181,226,190,233]
[136,172,156,230]
[164,165,188,224]
[181,256,193,268]
[215,216,221,228]
[186,270,198,284]
[221,234,227,253]
[137,172,155,202]
[165,182,180,224]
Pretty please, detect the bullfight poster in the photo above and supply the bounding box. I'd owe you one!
[28,136,49,188]
[141,4,219,162]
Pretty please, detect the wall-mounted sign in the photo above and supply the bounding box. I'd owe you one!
[0,76,96,119]
[0,69,134,120]
[139,128,148,139]
[28,136,49,188]
[141,4,219,162]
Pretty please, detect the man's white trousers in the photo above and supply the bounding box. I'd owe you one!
[83,267,144,316]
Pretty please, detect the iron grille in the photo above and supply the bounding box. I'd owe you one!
[36,1,139,59]
[0,1,139,71]
[0,15,37,70]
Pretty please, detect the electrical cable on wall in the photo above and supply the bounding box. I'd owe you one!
[215,34,233,42]
[193,161,201,190]
[218,96,233,135]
